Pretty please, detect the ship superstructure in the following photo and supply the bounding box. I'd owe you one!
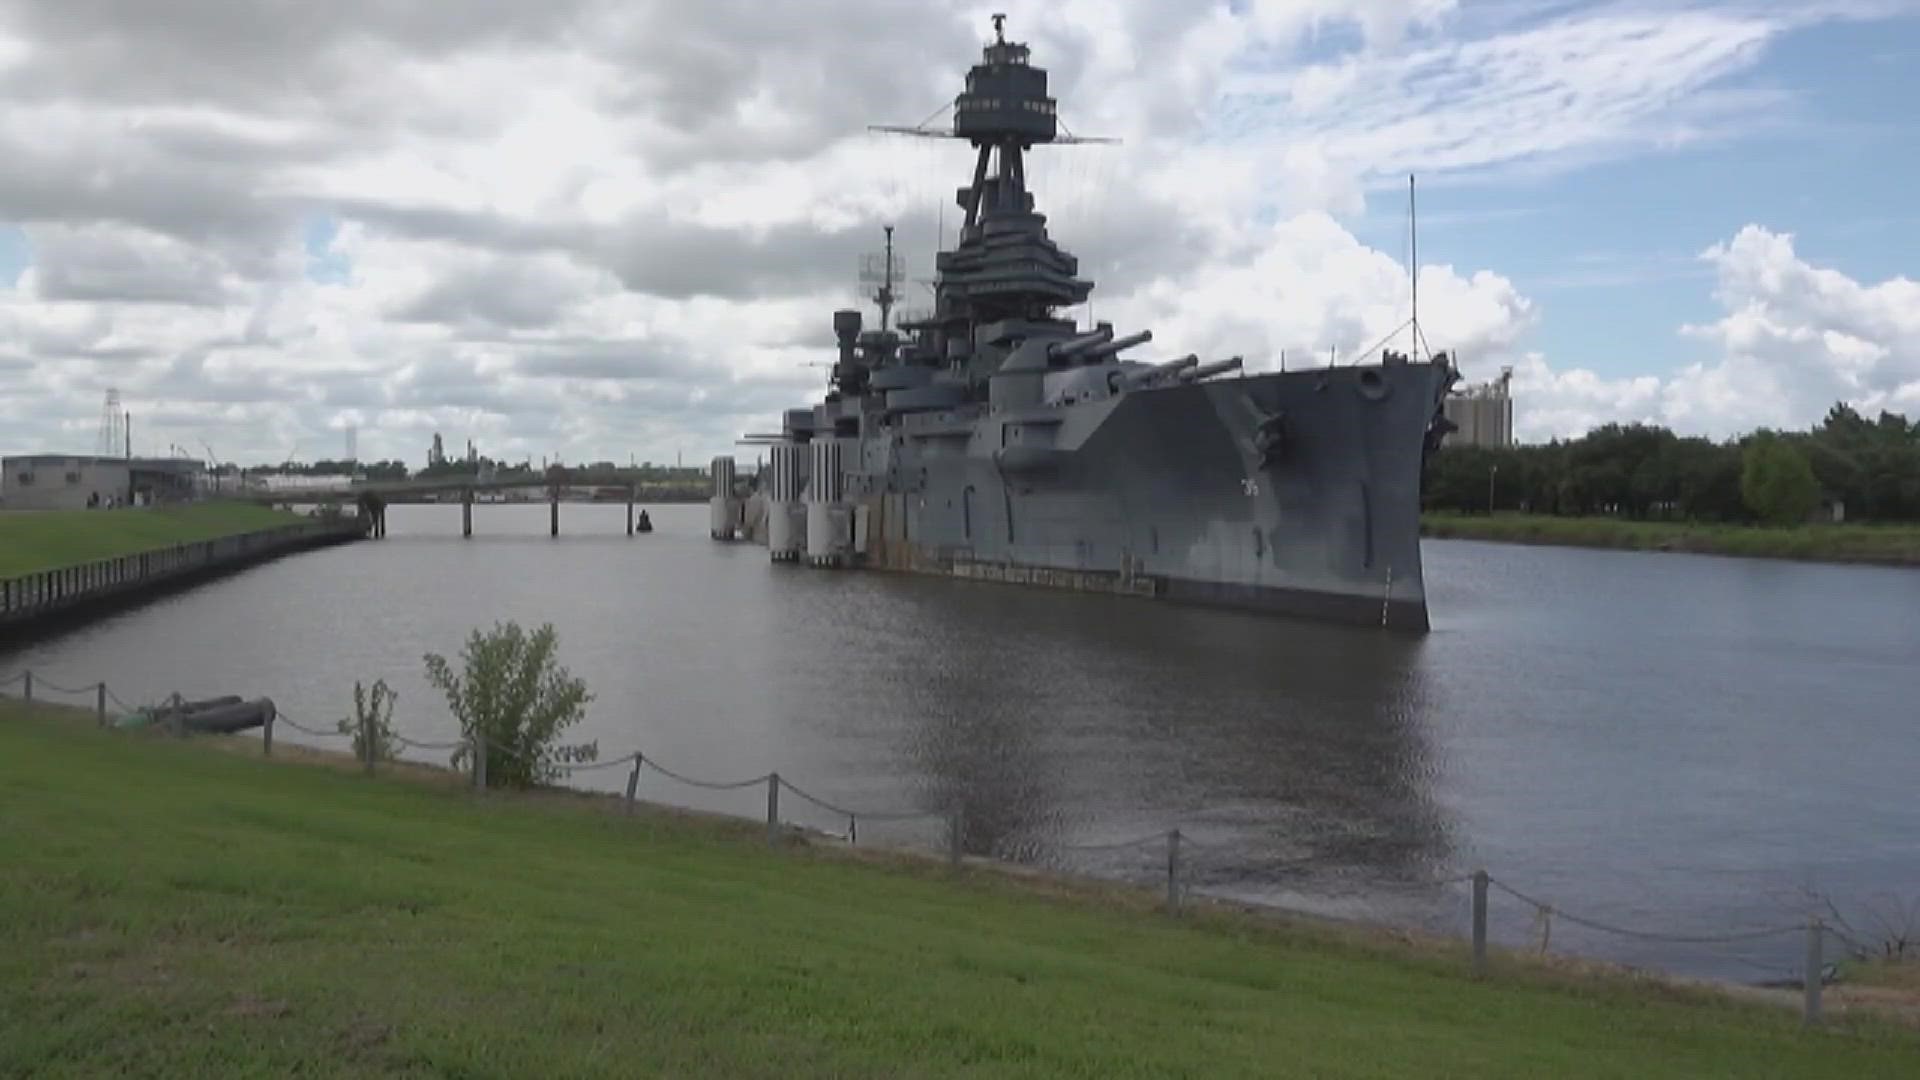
[714,18,1457,630]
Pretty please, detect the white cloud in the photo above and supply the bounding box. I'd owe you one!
[0,0,1909,464]
[1506,226,1920,440]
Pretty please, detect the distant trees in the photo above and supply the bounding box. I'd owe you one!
[248,459,409,480]
[1741,435,1820,526]
[1424,402,1920,525]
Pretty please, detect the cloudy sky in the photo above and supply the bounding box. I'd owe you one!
[2,0,1917,467]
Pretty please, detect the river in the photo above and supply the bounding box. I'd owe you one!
[6,502,1917,983]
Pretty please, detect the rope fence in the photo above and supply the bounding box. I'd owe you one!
[0,666,1863,1025]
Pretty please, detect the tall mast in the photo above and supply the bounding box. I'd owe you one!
[1409,173,1419,359]
[861,224,900,331]
[880,224,895,330]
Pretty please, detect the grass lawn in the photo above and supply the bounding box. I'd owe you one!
[0,502,305,578]
[1423,512,1920,567]
[3,703,1915,1077]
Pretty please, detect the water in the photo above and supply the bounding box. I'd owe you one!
[7,502,1918,982]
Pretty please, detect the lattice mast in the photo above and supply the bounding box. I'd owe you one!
[98,389,126,458]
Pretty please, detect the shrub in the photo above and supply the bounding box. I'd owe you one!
[336,678,398,762]
[424,621,595,788]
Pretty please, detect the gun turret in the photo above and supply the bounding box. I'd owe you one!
[1078,329,1152,363]
[1046,326,1114,360]
[1179,357,1244,382]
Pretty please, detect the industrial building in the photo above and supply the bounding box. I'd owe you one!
[1442,367,1515,448]
[0,455,207,510]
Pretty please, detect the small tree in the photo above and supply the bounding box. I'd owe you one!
[336,678,398,762]
[1741,434,1821,526]
[424,621,595,788]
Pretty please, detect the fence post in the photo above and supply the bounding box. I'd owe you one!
[1166,828,1183,914]
[22,670,31,701]
[1804,918,1824,1027]
[473,730,487,791]
[624,755,641,815]
[1472,870,1489,978]
[96,682,107,728]
[766,772,780,848]
[263,707,274,757]
[947,806,964,869]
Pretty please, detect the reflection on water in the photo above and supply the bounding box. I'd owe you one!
[7,503,1919,982]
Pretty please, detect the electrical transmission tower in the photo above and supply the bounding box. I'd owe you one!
[98,389,125,457]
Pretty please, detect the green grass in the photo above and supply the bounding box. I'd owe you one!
[2,703,1914,1077]
[1423,512,1920,566]
[0,502,305,577]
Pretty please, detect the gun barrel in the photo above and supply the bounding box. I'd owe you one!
[1080,330,1153,362]
[1048,326,1115,358]
[1180,357,1244,382]
[1122,354,1198,388]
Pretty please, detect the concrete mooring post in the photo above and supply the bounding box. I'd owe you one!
[462,487,473,538]
[766,772,780,848]
[549,490,560,537]
[626,486,636,536]
[1471,870,1490,978]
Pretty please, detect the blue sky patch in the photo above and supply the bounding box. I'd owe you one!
[303,214,351,285]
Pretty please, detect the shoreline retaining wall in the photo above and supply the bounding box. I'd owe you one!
[0,518,365,635]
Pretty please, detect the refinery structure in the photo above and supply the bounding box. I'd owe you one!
[1442,367,1515,449]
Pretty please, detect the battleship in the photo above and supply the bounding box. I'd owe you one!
[711,17,1459,631]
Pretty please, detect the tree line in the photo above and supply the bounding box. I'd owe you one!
[1424,403,1920,525]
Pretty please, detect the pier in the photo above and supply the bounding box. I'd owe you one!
[241,466,674,539]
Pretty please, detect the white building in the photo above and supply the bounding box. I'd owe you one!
[1,455,207,510]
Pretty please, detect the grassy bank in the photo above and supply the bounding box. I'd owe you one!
[3,703,1915,1077]
[0,502,305,578]
[1423,512,1920,566]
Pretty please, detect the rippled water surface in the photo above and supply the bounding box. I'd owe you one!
[9,502,1918,981]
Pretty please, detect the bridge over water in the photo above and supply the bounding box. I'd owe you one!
[239,468,714,538]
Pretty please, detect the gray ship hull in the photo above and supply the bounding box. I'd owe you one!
[852,361,1447,631]
[729,22,1454,632]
